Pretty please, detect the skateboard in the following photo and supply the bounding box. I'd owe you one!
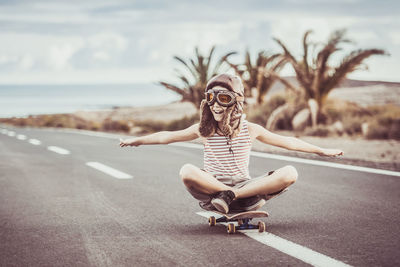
[208,210,269,234]
[206,188,289,234]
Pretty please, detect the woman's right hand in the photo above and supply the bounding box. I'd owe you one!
[119,138,140,147]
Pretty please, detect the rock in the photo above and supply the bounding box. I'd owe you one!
[266,104,289,130]
[129,126,144,135]
[308,99,318,127]
[329,121,344,135]
[292,108,311,131]
[361,122,369,137]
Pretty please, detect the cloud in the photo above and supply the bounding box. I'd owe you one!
[389,31,400,45]
[88,32,128,51]
[19,54,35,70]
[47,42,84,70]
[0,0,399,83]
[93,51,111,61]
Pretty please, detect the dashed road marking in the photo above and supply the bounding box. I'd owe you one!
[196,211,352,267]
[7,131,16,137]
[86,162,133,179]
[47,146,70,155]
[29,139,42,145]
[16,134,27,140]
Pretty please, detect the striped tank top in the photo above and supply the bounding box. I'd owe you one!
[203,120,252,185]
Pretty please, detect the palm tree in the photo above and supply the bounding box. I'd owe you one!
[274,29,388,109]
[227,50,286,103]
[159,46,236,108]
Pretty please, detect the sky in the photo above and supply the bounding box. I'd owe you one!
[0,0,399,85]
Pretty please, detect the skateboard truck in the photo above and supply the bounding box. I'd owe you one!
[208,212,267,234]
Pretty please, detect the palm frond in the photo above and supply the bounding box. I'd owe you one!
[205,45,216,73]
[264,53,281,66]
[211,51,237,76]
[173,56,197,81]
[275,37,311,93]
[321,48,387,97]
[274,38,298,65]
[159,82,187,98]
[302,30,313,76]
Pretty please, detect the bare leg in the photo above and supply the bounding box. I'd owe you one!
[234,165,298,199]
[179,163,233,195]
[180,164,297,200]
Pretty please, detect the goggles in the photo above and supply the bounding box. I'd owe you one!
[205,89,244,107]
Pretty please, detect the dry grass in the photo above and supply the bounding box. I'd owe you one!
[1,97,398,140]
[323,99,400,139]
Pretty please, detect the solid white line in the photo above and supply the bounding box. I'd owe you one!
[196,211,352,267]
[86,162,133,179]
[16,134,27,140]
[250,151,400,177]
[245,232,352,267]
[171,142,400,177]
[47,146,70,155]
[29,139,42,145]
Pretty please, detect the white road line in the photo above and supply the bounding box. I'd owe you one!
[16,134,27,140]
[47,146,70,155]
[196,211,352,267]
[250,151,400,177]
[86,162,133,179]
[7,131,16,137]
[0,129,8,134]
[171,142,400,177]
[29,139,42,145]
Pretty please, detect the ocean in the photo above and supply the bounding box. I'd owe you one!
[0,84,180,118]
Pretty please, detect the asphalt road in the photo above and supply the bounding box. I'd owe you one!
[0,126,399,267]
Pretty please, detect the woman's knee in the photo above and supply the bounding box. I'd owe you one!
[281,165,298,185]
[179,163,197,183]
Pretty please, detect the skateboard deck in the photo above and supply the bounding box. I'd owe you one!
[213,210,269,220]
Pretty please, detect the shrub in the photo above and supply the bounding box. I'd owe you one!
[366,120,388,139]
[360,104,400,140]
[342,116,363,135]
[388,119,400,139]
[304,125,330,137]
[247,93,287,126]
[102,119,130,132]
[134,114,199,133]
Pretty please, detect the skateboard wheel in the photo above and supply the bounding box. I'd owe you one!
[227,223,236,234]
[258,221,266,233]
[208,216,216,226]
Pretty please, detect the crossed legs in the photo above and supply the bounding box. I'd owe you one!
[179,163,298,199]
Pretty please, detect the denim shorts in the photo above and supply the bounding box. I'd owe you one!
[186,170,275,210]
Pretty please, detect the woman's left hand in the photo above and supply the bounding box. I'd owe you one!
[318,148,344,157]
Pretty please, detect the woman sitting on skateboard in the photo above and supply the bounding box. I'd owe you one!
[120,73,343,214]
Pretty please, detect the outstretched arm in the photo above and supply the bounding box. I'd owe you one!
[120,123,200,147]
[248,122,343,157]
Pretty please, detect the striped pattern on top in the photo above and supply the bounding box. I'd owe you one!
[203,120,252,183]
